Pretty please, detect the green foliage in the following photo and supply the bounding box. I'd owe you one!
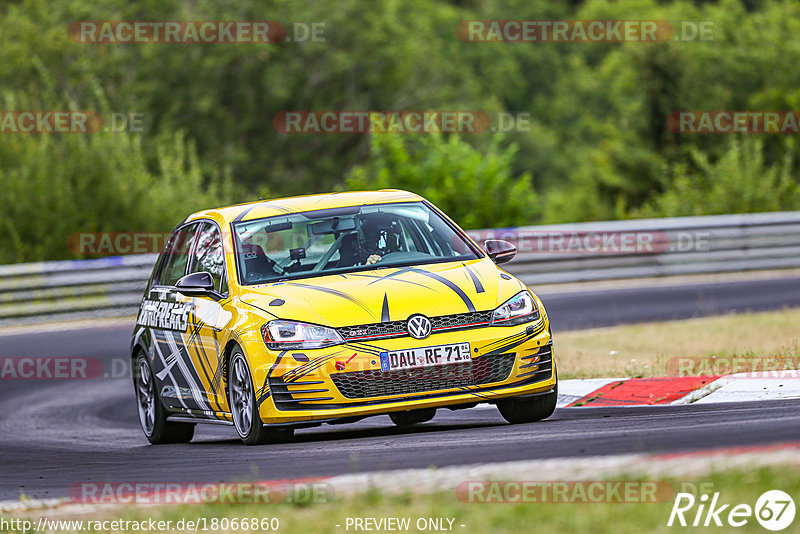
[345,134,538,229]
[3,0,800,263]
[539,0,800,222]
[637,138,799,217]
[0,106,236,263]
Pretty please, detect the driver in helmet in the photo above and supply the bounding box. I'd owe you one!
[358,212,403,265]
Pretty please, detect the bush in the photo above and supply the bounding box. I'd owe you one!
[636,138,800,217]
[345,133,539,229]
[4,0,800,263]
[0,127,236,263]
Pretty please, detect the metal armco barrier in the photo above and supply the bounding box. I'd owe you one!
[0,255,157,326]
[465,211,800,285]
[2,211,800,326]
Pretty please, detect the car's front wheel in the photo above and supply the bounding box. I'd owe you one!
[228,347,293,445]
[389,408,436,427]
[496,383,558,424]
[134,354,195,444]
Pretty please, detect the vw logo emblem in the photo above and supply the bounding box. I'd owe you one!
[407,314,432,339]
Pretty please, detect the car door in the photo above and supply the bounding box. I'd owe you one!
[142,222,212,413]
[180,221,232,414]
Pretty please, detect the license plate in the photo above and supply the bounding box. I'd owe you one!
[380,342,471,372]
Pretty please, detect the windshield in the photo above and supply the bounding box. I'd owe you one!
[232,202,480,284]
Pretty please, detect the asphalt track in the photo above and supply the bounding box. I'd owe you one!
[2,275,800,500]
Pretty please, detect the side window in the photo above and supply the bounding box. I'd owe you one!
[188,223,226,293]
[161,224,200,286]
[151,231,177,287]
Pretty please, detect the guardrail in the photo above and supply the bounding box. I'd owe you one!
[2,211,800,326]
[465,211,800,285]
[0,255,157,326]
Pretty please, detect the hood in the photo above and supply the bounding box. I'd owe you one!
[239,258,524,327]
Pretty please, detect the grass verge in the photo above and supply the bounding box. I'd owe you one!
[555,308,800,379]
[6,465,799,533]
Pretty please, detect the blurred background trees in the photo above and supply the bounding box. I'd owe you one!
[2,0,800,262]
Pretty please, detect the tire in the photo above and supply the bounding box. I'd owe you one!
[496,382,558,425]
[228,347,294,445]
[133,354,195,444]
[389,408,436,427]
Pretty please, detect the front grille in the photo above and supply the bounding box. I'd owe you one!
[339,310,493,342]
[338,320,407,341]
[331,353,516,399]
[431,311,493,331]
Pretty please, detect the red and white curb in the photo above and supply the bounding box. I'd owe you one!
[558,370,800,407]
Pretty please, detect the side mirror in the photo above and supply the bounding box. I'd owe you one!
[175,272,221,300]
[484,239,517,265]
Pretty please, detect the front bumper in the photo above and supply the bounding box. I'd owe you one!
[249,319,556,425]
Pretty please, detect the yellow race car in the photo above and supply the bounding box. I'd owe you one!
[131,190,556,445]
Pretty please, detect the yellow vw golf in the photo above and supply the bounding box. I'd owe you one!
[131,190,557,445]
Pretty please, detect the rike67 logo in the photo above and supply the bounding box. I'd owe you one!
[668,490,795,531]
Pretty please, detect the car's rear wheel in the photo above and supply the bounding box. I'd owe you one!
[228,347,293,445]
[496,383,558,424]
[389,408,436,427]
[134,354,194,444]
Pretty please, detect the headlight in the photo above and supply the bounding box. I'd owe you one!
[261,320,344,350]
[492,291,540,326]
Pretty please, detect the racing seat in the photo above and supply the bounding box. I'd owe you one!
[337,232,362,267]
[240,243,280,282]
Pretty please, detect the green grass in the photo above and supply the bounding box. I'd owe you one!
[8,466,799,533]
[556,308,800,379]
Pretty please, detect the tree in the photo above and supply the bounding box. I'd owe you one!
[345,133,539,229]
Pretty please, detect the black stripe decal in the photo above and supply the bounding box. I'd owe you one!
[257,351,288,406]
[286,352,344,381]
[409,268,475,312]
[347,342,383,356]
[381,293,390,322]
[233,205,256,222]
[464,265,485,294]
[165,330,212,411]
[283,354,329,379]
[479,331,531,355]
[349,272,432,290]
[183,313,223,412]
[284,282,376,318]
[366,266,418,284]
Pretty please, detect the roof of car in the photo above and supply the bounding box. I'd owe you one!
[188,189,424,224]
